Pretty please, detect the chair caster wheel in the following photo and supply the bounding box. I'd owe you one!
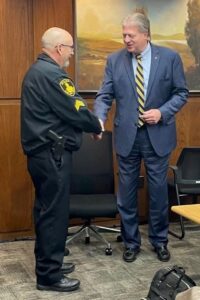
[105,247,112,255]
[64,248,70,256]
[85,236,90,244]
[117,235,122,242]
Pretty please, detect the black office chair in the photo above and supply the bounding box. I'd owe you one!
[168,147,200,239]
[66,131,120,255]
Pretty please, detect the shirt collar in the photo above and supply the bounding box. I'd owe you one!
[135,42,151,59]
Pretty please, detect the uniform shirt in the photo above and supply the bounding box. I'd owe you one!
[21,53,101,155]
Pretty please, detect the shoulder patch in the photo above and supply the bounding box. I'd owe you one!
[75,99,85,111]
[59,78,75,96]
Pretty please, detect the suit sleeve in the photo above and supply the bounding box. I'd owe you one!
[46,76,102,134]
[159,52,188,124]
[94,57,115,121]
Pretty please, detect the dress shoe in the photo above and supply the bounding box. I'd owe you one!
[61,262,75,274]
[37,275,80,292]
[155,245,170,262]
[123,247,140,262]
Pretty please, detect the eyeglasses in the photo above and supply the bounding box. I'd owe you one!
[60,44,74,51]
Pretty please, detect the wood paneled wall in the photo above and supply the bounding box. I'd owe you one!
[32,0,75,78]
[0,0,199,240]
[0,0,33,98]
[0,0,33,240]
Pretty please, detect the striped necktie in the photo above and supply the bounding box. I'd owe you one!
[135,54,145,127]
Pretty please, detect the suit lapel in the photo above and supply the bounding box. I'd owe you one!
[146,45,160,101]
[123,51,137,97]
[122,46,160,102]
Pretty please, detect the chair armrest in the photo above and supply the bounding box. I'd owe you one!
[169,165,178,172]
[169,165,178,184]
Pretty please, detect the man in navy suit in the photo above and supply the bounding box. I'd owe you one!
[93,12,188,262]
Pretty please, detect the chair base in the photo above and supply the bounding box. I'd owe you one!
[66,224,120,255]
[169,218,200,240]
[169,215,185,239]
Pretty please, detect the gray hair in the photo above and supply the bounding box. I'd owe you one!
[122,13,151,38]
[41,27,68,49]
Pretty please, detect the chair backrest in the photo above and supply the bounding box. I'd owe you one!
[176,147,200,184]
[70,131,114,194]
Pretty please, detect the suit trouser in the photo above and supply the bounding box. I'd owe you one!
[27,148,72,285]
[117,126,170,249]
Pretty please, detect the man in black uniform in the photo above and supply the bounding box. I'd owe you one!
[21,27,102,292]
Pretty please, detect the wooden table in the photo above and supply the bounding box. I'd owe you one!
[171,204,200,224]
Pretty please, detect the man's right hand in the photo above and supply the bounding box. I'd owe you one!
[92,119,104,140]
[92,132,103,140]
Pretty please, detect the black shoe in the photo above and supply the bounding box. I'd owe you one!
[123,247,140,262]
[37,276,80,292]
[155,245,170,262]
[61,262,75,274]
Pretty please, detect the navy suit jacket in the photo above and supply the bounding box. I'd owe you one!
[94,44,188,157]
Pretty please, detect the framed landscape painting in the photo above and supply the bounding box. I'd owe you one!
[76,0,200,92]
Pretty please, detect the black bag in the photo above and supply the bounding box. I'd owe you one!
[145,265,196,300]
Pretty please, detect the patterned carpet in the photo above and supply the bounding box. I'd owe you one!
[0,223,200,300]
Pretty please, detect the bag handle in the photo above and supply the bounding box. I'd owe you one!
[173,265,186,289]
[160,265,185,282]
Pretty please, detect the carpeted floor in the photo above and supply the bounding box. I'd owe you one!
[0,223,200,300]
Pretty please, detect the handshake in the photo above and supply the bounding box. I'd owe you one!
[92,118,104,140]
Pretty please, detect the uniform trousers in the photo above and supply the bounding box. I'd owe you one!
[27,148,72,285]
[117,126,170,249]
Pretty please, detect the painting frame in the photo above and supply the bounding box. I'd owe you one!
[75,0,200,95]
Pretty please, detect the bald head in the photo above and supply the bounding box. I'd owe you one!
[41,27,74,68]
[41,27,72,49]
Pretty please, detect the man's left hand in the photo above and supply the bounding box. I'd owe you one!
[140,109,162,124]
